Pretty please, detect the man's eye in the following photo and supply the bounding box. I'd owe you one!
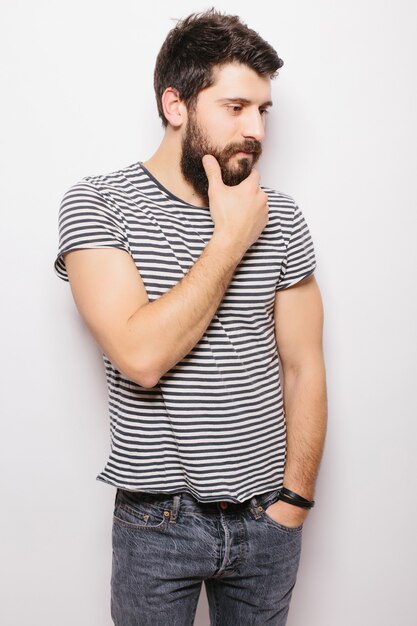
[227,105,242,113]
[260,108,269,116]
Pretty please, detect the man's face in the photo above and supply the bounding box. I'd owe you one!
[180,63,272,206]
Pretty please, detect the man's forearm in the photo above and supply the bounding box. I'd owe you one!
[96,155,269,388]
[125,232,244,387]
[281,359,328,500]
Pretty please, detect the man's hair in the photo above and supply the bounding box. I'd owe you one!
[154,8,284,127]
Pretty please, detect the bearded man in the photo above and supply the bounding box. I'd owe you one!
[54,9,327,626]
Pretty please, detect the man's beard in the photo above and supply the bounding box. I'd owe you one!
[180,111,262,207]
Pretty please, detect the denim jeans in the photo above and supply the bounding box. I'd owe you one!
[111,487,303,625]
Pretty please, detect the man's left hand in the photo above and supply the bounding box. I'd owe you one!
[265,499,309,529]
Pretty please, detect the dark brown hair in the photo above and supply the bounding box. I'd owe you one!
[154,8,284,126]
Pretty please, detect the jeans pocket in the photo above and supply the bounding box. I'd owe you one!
[263,510,304,534]
[259,489,303,533]
[113,491,170,531]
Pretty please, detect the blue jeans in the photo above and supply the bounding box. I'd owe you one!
[111,487,303,625]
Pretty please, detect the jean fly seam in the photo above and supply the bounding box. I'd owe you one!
[215,511,232,577]
[236,515,247,573]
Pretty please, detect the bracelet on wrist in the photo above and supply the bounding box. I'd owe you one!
[278,487,315,509]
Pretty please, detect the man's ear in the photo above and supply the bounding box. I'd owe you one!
[161,87,187,128]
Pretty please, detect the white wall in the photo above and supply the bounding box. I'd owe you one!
[1,1,416,624]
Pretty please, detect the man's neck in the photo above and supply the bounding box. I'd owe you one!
[143,133,206,208]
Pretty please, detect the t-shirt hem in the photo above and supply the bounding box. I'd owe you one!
[96,474,283,504]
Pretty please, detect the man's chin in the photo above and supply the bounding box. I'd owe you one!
[221,163,252,186]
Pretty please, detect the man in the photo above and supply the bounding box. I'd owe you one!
[54,9,327,626]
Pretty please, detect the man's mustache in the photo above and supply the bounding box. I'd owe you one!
[222,140,262,160]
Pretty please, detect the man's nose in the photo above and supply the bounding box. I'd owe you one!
[242,110,266,142]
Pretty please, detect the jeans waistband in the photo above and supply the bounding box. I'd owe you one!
[116,487,282,522]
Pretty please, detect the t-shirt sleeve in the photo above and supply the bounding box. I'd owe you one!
[276,203,316,291]
[54,180,129,282]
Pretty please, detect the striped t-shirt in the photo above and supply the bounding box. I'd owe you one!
[54,160,316,503]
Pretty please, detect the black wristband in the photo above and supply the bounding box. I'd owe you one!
[278,487,315,509]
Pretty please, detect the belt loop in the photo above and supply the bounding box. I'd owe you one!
[249,495,263,520]
[169,494,181,523]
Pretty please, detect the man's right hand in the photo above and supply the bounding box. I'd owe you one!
[202,154,269,253]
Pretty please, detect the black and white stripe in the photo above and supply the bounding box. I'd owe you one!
[54,161,316,503]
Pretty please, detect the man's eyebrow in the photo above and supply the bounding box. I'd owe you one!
[216,97,273,107]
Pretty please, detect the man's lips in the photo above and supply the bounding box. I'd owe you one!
[234,151,254,158]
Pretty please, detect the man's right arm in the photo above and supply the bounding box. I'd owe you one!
[64,155,269,388]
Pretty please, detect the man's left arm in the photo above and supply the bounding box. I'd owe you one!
[267,274,328,528]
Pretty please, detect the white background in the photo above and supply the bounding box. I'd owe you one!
[1,1,416,624]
